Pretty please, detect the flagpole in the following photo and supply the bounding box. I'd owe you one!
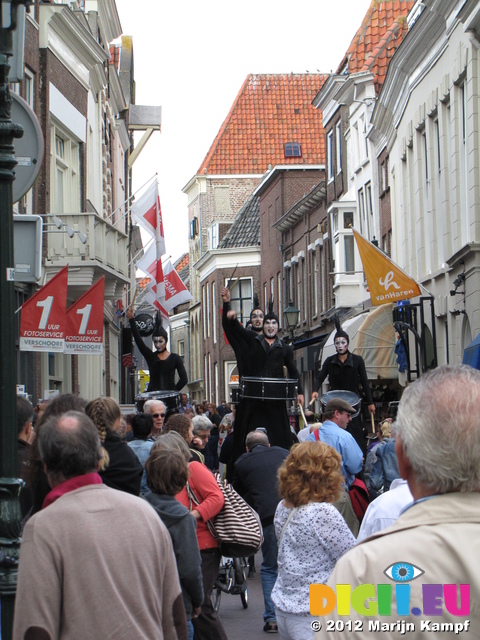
[105,173,158,224]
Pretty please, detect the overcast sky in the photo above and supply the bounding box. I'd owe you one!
[115,0,372,262]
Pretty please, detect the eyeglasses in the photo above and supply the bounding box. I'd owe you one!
[152,413,166,418]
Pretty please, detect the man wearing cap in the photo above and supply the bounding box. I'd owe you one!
[310,321,375,454]
[306,397,363,488]
[307,398,363,535]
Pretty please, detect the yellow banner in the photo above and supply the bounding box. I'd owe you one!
[352,230,421,306]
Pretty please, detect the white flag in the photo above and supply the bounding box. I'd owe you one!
[161,258,192,311]
[131,180,166,257]
[136,242,165,299]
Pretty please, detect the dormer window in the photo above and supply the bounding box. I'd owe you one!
[284,142,302,158]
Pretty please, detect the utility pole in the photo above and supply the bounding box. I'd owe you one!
[0,2,31,638]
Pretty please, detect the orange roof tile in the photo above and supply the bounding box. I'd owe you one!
[174,254,189,272]
[197,74,327,175]
[337,0,414,93]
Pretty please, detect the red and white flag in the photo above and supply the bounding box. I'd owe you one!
[143,286,170,327]
[162,258,192,311]
[64,277,105,355]
[136,241,165,299]
[20,265,69,352]
[131,180,166,257]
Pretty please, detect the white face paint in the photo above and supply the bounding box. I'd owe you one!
[153,336,167,352]
[334,337,349,355]
[250,311,264,330]
[263,318,278,339]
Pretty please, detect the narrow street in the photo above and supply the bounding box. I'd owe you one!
[216,554,272,640]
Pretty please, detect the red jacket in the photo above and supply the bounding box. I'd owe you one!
[176,461,224,550]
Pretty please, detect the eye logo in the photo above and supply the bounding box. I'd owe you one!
[384,562,425,582]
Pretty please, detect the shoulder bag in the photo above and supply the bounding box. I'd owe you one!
[187,472,263,558]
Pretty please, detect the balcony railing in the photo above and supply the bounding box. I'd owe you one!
[44,212,130,299]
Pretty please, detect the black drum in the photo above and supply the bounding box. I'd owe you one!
[240,377,298,401]
[230,386,241,404]
[320,390,361,418]
[135,390,181,415]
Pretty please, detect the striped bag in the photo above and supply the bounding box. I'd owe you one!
[188,473,263,558]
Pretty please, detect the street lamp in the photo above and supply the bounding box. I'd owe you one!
[283,300,300,342]
[0,1,32,638]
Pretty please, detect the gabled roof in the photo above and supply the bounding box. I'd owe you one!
[197,74,328,175]
[218,195,260,249]
[337,0,415,93]
[173,253,189,283]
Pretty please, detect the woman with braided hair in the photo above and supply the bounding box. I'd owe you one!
[86,397,143,496]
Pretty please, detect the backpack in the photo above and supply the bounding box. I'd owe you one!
[348,478,370,522]
[313,429,370,522]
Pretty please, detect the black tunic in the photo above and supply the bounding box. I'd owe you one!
[129,318,188,391]
[314,351,374,455]
[314,351,374,405]
[222,311,302,468]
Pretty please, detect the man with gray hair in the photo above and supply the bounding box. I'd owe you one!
[234,429,289,634]
[316,365,480,637]
[14,411,187,640]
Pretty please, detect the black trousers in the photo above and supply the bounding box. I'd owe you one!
[193,547,228,640]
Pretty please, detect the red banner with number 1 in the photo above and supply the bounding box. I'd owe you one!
[19,265,69,352]
[65,277,105,355]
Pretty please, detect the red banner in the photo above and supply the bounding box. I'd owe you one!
[65,277,105,355]
[20,266,69,352]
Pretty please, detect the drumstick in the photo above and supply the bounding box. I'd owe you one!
[308,398,316,407]
[298,402,307,426]
[227,264,238,289]
[129,286,138,311]
[370,411,375,436]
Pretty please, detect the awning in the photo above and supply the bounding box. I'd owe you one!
[320,304,398,380]
[463,334,480,370]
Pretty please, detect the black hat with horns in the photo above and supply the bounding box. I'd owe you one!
[264,299,279,324]
[152,312,168,342]
[334,314,349,344]
[250,293,263,320]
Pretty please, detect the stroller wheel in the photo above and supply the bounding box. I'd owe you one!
[241,588,248,609]
[211,585,221,612]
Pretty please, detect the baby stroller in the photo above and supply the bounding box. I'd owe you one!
[211,556,249,611]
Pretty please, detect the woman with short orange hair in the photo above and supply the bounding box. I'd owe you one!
[272,441,356,639]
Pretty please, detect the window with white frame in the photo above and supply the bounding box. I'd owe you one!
[229,278,253,325]
[327,131,334,181]
[312,249,319,317]
[50,122,80,214]
[212,282,217,343]
[336,122,342,174]
[178,340,185,357]
[202,286,207,338]
[206,282,211,337]
[208,223,219,250]
[365,182,373,239]
[358,187,366,236]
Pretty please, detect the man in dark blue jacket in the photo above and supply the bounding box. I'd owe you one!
[233,429,289,634]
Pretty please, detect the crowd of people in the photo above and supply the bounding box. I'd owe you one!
[13,361,480,639]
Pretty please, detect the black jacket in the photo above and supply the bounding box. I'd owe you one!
[129,318,187,391]
[233,445,289,526]
[314,351,373,405]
